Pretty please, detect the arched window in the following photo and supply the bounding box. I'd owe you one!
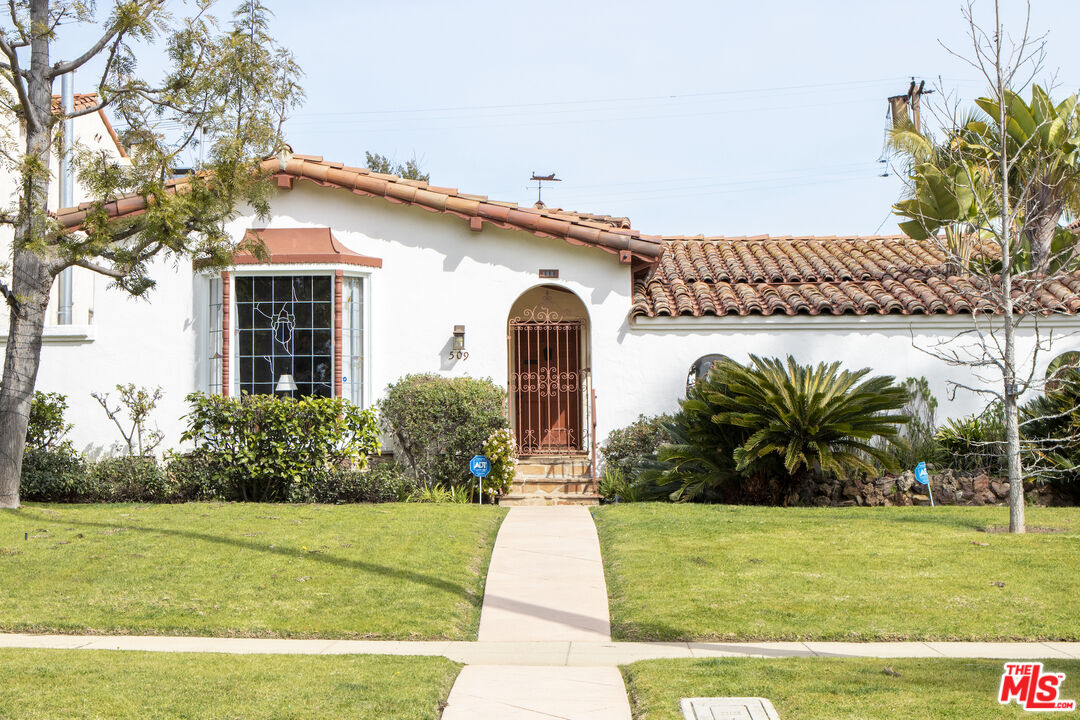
[686,354,730,393]
[1046,351,1080,393]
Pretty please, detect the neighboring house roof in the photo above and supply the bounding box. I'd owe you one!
[49,92,127,158]
[267,154,663,261]
[632,235,1080,317]
[50,93,103,114]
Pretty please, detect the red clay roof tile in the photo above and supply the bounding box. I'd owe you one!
[632,236,1080,318]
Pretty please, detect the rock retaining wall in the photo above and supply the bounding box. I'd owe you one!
[804,469,1075,507]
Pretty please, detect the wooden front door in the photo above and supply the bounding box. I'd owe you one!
[510,320,583,455]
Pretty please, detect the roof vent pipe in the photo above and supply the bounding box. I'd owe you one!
[57,73,74,325]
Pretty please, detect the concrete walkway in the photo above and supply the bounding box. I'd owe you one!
[3,634,1078,662]
[478,506,611,642]
[441,666,632,720]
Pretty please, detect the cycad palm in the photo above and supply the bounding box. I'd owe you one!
[709,356,909,478]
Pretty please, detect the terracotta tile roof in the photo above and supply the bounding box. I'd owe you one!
[49,92,127,158]
[268,154,663,260]
[50,93,101,114]
[54,152,663,261]
[632,235,1080,317]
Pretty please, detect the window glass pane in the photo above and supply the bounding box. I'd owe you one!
[341,276,363,406]
[313,302,331,328]
[234,274,334,398]
[253,277,272,302]
[292,276,312,301]
[235,276,252,303]
[293,302,312,329]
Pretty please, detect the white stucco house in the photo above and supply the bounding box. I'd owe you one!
[9,107,1080,489]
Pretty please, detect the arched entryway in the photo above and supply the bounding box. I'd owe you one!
[507,285,591,456]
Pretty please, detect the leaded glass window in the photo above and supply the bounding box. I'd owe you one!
[234,275,333,397]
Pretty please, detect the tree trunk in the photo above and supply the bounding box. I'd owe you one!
[0,262,52,508]
[1003,386,1026,533]
[0,0,59,508]
[1023,181,1064,276]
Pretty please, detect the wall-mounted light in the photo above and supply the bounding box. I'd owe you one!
[453,325,466,352]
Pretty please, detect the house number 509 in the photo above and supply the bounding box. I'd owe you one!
[448,351,470,360]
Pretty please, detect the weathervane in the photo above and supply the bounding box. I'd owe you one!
[530,172,561,207]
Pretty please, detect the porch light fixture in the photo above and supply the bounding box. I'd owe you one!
[275,374,298,394]
[453,325,466,351]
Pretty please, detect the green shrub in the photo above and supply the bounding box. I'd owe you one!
[181,393,381,502]
[598,465,647,503]
[477,428,516,500]
[879,377,942,472]
[1019,368,1080,485]
[26,391,74,452]
[92,456,174,502]
[642,355,909,504]
[302,462,418,504]
[600,414,673,474]
[379,374,509,490]
[163,451,227,501]
[20,447,95,502]
[407,484,472,503]
[935,402,1006,475]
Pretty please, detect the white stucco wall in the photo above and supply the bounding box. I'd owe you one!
[622,314,1080,423]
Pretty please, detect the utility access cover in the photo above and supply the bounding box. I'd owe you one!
[680,697,781,720]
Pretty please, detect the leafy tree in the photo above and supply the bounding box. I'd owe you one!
[0,0,302,507]
[364,151,429,182]
[888,0,1080,531]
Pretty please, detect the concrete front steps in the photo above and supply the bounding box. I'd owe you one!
[500,455,601,506]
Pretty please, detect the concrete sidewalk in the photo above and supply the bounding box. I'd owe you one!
[2,634,1078,663]
[477,506,611,642]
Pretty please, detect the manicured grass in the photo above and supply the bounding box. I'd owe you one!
[622,657,1080,720]
[594,504,1080,641]
[0,502,505,639]
[0,648,460,719]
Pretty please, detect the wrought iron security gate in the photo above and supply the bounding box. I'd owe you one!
[510,311,584,455]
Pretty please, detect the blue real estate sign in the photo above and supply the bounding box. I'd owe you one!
[469,455,492,478]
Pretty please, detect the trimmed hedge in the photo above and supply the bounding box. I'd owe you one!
[181,392,381,502]
[379,374,509,491]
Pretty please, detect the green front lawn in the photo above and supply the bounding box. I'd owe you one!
[623,658,1080,720]
[0,649,459,719]
[594,504,1080,641]
[0,502,505,639]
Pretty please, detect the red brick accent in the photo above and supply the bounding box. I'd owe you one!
[334,270,343,398]
[221,271,230,396]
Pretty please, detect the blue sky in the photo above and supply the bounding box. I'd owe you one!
[62,1,1080,237]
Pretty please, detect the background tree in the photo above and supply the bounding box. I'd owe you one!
[0,0,302,508]
[364,150,429,182]
[889,0,1080,532]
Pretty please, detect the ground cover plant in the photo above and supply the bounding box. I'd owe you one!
[622,657,1080,720]
[0,503,504,639]
[594,504,1080,641]
[0,649,459,720]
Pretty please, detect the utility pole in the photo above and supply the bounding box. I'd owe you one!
[888,79,934,134]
